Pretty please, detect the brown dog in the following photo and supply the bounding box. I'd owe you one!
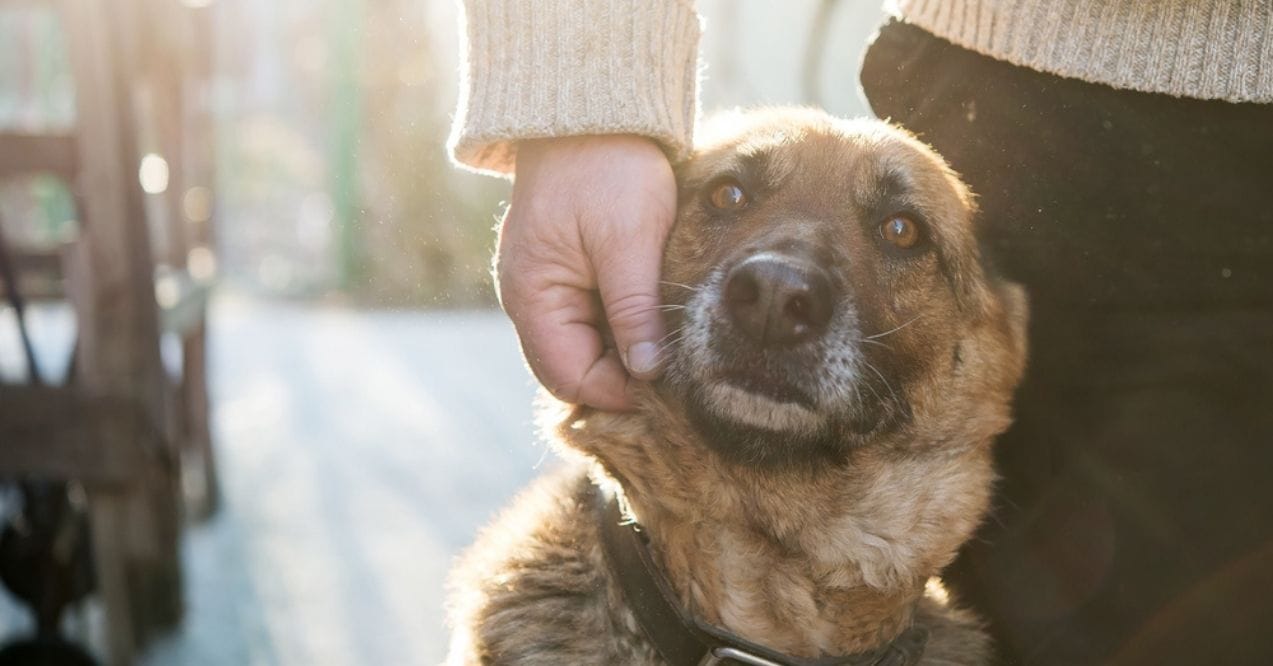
[447,108,1028,665]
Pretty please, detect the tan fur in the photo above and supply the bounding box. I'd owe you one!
[447,109,1028,665]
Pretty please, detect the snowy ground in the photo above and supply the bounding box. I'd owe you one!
[1,298,549,665]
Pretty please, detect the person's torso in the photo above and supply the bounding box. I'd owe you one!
[893,0,1273,104]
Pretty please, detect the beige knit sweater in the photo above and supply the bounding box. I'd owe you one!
[450,0,1273,175]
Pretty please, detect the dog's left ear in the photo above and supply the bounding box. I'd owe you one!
[993,281,1030,387]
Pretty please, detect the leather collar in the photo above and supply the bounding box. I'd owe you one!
[595,487,929,666]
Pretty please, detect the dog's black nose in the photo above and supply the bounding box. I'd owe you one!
[724,256,833,346]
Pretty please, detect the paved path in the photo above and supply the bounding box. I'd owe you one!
[152,300,544,665]
[1,299,547,665]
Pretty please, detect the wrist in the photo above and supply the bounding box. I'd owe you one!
[448,0,701,176]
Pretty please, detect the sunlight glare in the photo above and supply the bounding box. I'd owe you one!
[139,153,170,194]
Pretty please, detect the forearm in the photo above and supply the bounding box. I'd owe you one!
[449,0,701,176]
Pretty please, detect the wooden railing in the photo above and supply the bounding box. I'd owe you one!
[0,1,219,663]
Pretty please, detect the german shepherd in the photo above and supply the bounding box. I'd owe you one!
[447,108,1027,665]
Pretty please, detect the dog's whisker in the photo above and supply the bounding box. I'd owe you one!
[659,280,699,292]
[856,367,886,406]
[864,314,925,340]
[846,380,866,412]
[657,328,685,342]
[630,304,688,316]
[655,332,687,352]
[653,326,688,355]
[856,338,894,352]
[656,334,685,349]
[656,325,686,344]
[656,342,684,358]
[656,324,687,343]
[862,360,901,406]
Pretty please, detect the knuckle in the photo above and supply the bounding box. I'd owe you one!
[539,371,583,404]
[604,291,660,333]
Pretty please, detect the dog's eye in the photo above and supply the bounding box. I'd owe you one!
[708,180,748,211]
[879,215,922,249]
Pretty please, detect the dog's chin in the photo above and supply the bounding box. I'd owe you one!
[684,382,851,469]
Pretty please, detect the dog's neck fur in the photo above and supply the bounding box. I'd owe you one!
[555,386,1004,658]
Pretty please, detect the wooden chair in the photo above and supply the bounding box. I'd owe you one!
[0,0,218,662]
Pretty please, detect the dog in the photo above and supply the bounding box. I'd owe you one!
[446,108,1028,665]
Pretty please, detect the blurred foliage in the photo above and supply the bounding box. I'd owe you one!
[212,0,508,307]
[0,8,74,132]
[0,176,77,251]
[353,0,507,307]
[0,8,79,253]
[3,2,506,308]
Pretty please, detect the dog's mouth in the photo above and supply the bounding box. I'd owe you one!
[676,331,904,467]
[692,331,841,437]
[719,367,815,408]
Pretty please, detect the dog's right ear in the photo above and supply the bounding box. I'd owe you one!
[994,281,1030,388]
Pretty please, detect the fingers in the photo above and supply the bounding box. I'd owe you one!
[498,134,676,410]
[514,291,635,411]
[593,215,671,380]
[580,138,677,381]
[497,206,636,411]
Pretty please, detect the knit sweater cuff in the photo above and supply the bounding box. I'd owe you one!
[449,0,702,177]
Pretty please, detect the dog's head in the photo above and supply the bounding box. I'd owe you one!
[657,108,1027,468]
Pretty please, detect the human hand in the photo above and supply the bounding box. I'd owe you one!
[497,135,677,411]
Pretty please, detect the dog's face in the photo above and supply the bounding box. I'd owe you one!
[658,109,1024,468]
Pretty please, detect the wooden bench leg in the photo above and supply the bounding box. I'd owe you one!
[87,491,135,666]
[182,321,220,519]
[126,465,184,644]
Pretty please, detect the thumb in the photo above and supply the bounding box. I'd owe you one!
[594,221,670,381]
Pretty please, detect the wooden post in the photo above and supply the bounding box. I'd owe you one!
[56,0,185,660]
[181,1,221,518]
[135,0,221,521]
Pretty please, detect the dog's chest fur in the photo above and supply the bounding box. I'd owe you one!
[446,463,992,665]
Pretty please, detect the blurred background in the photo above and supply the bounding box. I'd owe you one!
[0,1,883,663]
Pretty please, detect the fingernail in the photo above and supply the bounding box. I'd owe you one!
[625,342,661,377]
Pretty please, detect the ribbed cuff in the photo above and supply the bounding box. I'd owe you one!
[894,0,1273,104]
[449,0,702,176]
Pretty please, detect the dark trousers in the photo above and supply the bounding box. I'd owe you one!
[862,19,1273,666]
